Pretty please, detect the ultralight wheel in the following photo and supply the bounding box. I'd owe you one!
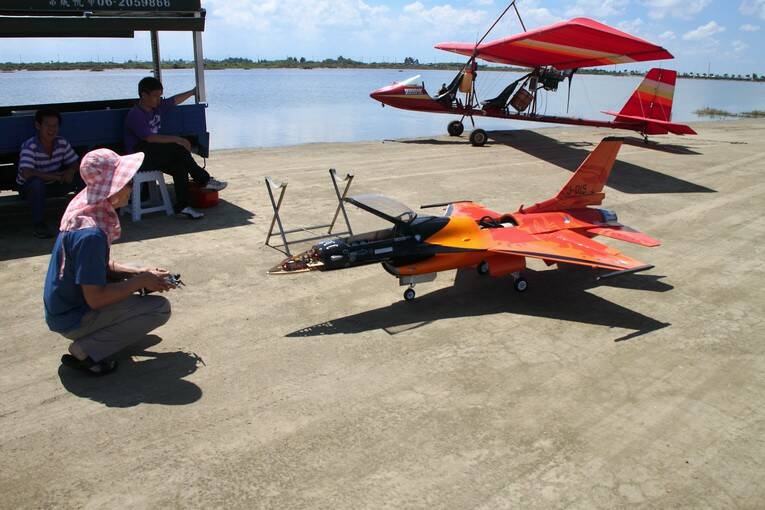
[514,277,528,292]
[470,129,487,147]
[404,288,416,301]
[447,120,464,136]
[477,261,490,275]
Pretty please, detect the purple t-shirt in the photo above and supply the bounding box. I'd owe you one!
[123,97,175,153]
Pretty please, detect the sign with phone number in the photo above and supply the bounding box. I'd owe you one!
[2,0,201,10]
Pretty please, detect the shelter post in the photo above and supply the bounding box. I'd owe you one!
[193,26,207,104]
[150,30,162,82]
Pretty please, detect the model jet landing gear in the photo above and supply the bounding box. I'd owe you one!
[399,273,437,301]
[512,272,528,292]
[470,129,487,147]
[477,260,490,275]
[447,120,464,136]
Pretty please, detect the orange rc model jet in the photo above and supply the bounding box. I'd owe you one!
[269,137,660,301]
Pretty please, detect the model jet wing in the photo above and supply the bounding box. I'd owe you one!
[446,201,501,221]
[435,18,673,70]
[487,227,649,271]
[587,226,661,247]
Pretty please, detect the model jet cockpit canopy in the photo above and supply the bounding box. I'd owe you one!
[345,194,417,225]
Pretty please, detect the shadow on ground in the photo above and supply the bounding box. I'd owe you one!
[287,267,672,342]
[58,335,204,408]
[0,197,254,261]
[398,130,715,194]
[621,136,702,155]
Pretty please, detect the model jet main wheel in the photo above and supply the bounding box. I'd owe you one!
[513,277,528,292]
[448,120,464,136]
[477,261,490,275]
[470,129,487,147]
[404,288,416,301]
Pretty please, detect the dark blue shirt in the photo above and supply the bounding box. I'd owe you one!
[44,228,108,333]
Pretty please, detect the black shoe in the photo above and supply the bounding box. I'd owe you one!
[61,354,118,376]
[33,222,55,239]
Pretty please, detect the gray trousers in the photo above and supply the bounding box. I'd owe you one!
[62,295,171,362]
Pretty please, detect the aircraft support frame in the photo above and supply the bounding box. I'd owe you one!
[265,169,354,256]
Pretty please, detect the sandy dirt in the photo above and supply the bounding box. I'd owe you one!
[1,120,764,509]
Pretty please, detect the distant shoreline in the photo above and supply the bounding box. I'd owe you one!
[1,58,763,83]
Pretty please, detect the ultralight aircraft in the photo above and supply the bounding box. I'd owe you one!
[370,2,696,145]
[269,137,660,301]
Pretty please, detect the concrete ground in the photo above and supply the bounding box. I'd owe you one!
[1,120,764,509]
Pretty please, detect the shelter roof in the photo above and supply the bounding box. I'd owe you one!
[0,0,204,37]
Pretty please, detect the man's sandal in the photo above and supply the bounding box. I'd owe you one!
[61,354,118,376]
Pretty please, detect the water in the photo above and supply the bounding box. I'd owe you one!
[1,68,762,150]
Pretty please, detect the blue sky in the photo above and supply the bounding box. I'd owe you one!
[2,0,764,75]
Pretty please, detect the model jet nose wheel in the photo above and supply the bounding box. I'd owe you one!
[477,261,490,275]
[513,277,528,292]
[447,120,464,136]
[470,129,487,147]
[403,288,416,301]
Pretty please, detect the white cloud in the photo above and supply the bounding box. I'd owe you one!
[565,0,629,18]
[206,0,390,33]
[740,0,765,19]
[616,18,644,35]
[659,30,676,39]
[642,0,711,19]
[732,39,749,52]
[400,2,486,29]
[682,21,725,40]
[739,23,761,31]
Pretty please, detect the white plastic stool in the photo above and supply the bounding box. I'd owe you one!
[121,170,174,222]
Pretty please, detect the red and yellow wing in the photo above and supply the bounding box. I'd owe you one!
[487,227,649,271]
[435,18,673,69]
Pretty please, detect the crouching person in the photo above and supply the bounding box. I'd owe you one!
[44,149,175,375]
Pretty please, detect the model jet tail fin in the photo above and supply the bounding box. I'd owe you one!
[520,137,623,213]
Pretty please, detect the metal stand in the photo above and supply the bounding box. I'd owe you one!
[265,169,354,255]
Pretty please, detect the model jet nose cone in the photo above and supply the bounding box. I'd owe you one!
[267,249,324,275]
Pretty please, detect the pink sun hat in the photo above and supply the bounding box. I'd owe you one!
[80,149,145,204]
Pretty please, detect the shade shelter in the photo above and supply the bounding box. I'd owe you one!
[0,0,210,191]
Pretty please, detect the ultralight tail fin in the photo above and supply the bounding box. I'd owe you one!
[521,137,623,213]
[618,68,675,122]
[602,68,696,135]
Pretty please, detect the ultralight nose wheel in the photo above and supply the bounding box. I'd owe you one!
[470,129,487,147]
[403,288,416,301]
[513,277,528,292]
[447,120,464,136]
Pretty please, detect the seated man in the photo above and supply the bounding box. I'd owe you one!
[124,77,227,219]
[17,109,85,238]
[45,149,175,375]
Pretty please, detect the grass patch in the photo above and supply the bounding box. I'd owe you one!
[694,107,737,117]
[695,107,765,118]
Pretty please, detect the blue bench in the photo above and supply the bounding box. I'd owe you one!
[0,99,209,192]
